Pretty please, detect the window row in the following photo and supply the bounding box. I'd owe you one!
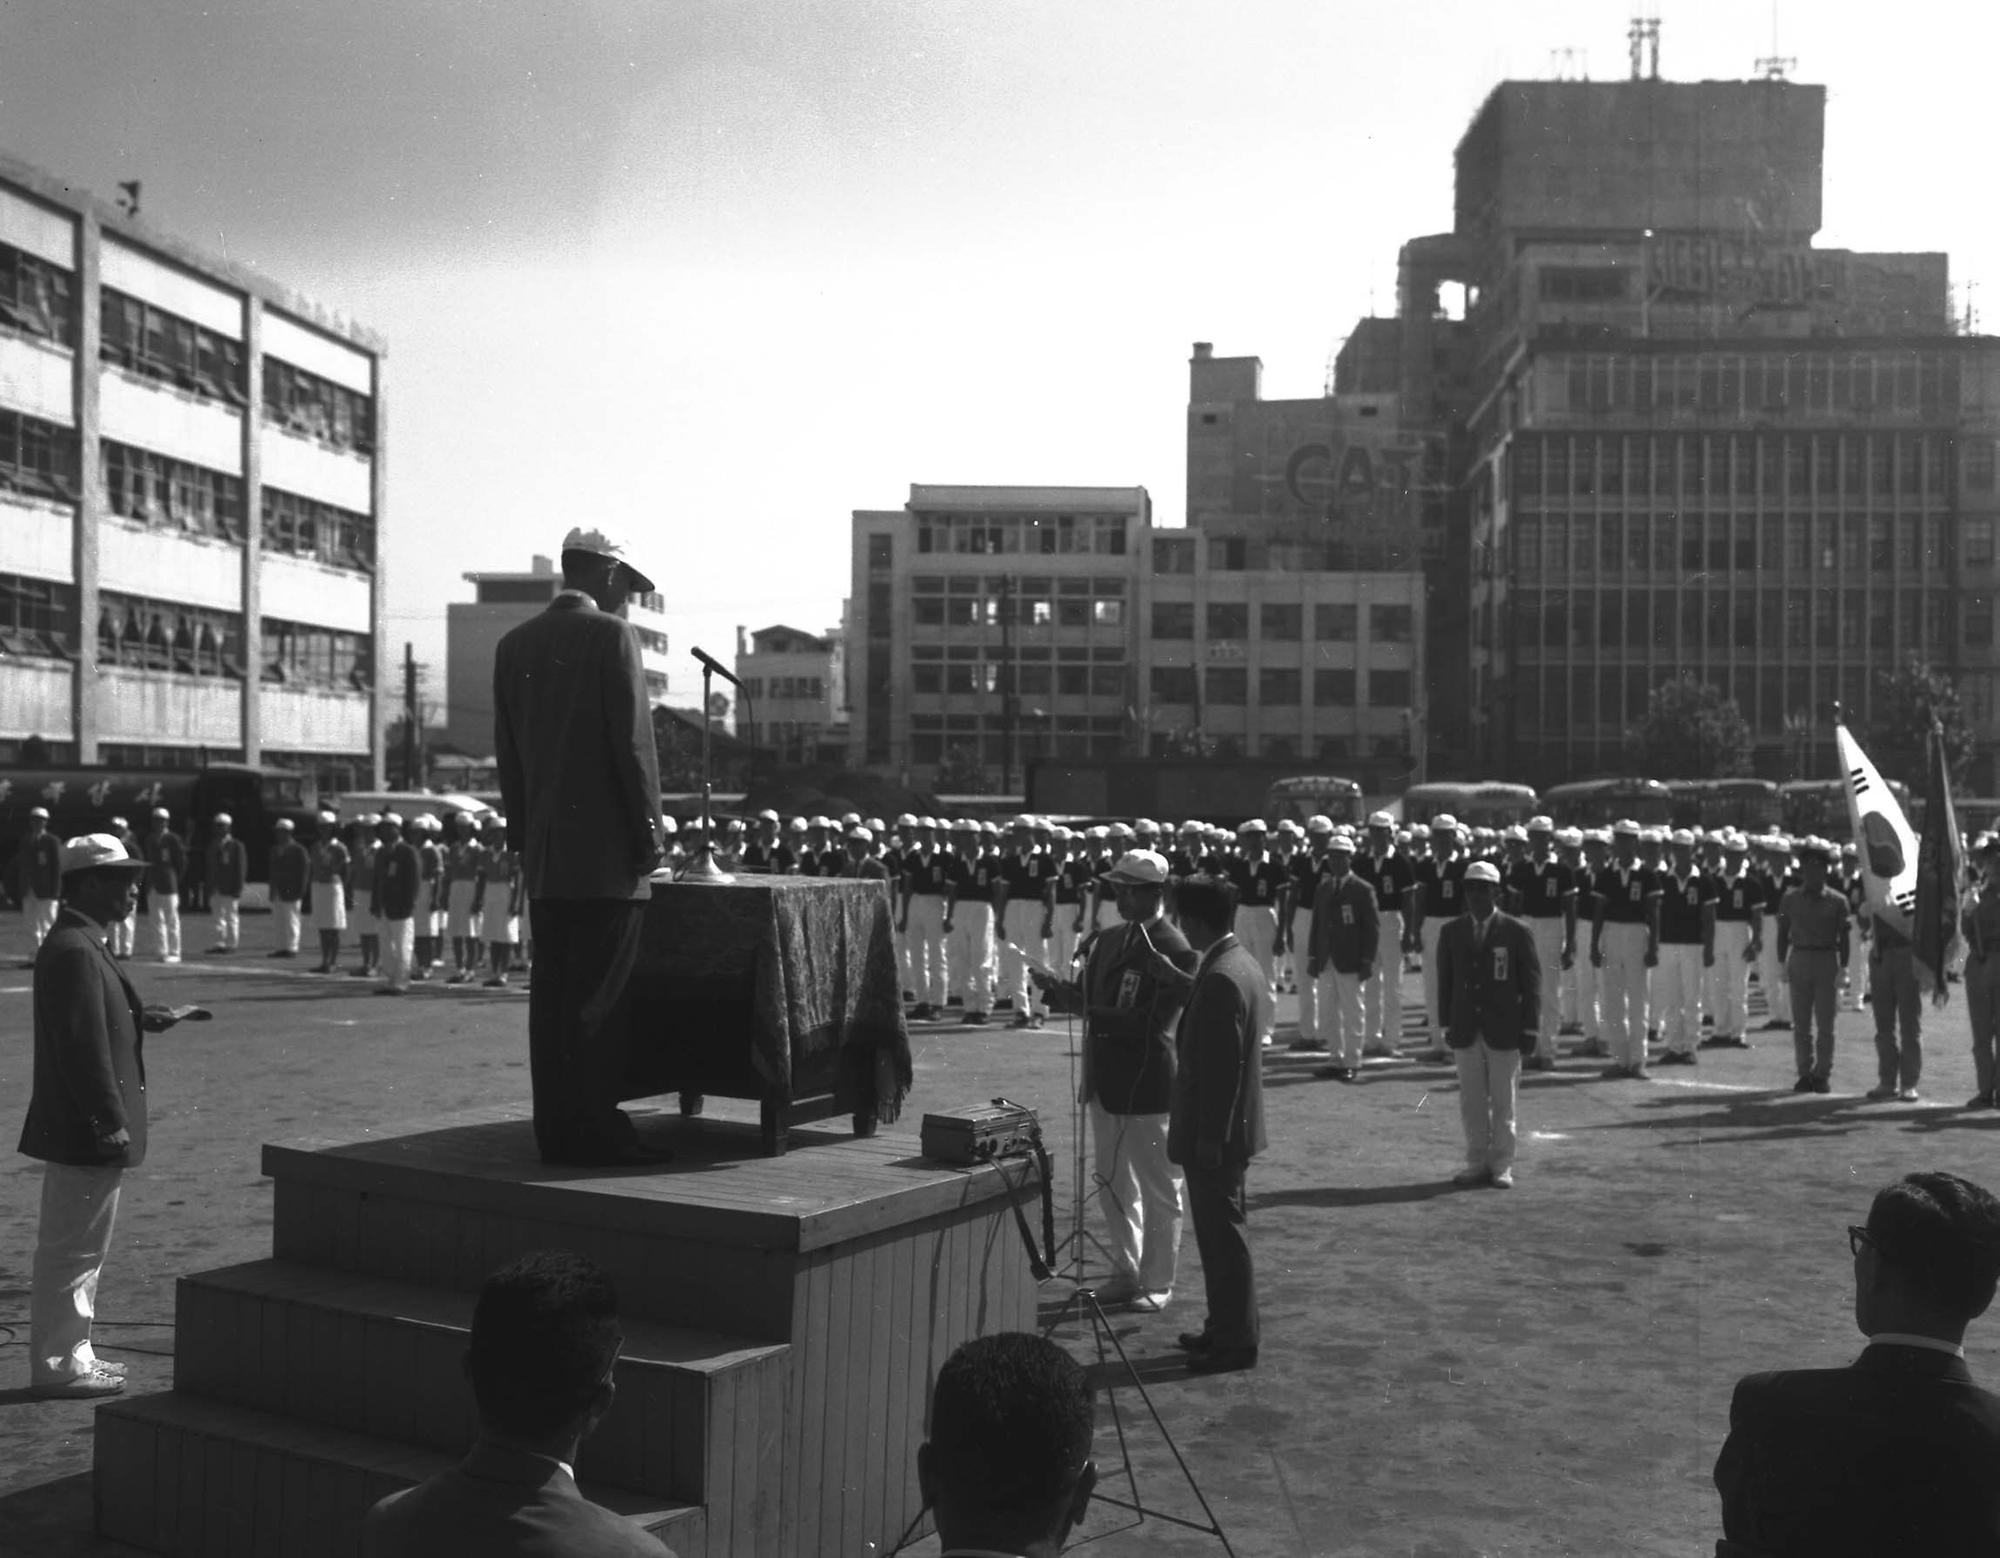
[745,675,825,701]
[1511,512,1967,578]
[911,732,1125,764]
[909,645,1125,662]
[632,627,670,657]
[104,440,244,541]
[1541,350,1964,421]
[1510,587,1974,654]
[1177,532,1426,574]
[0,572,76,658]
[98,592,244,677]
[261,618,373,691]
[0,409,79,504]
[911,714,1126,735]
[913,514,1130,557]
[912,662,1129,697]
[262,487,374,573]
[101,287,245,408]
[1149,665,1413,708]
[0,242,74,347]
[1514,664,1896,739]
[1512,432,1962,503]
[1150,601,1413,643]
[911,574,1125,595]
[913,596,1125,629]
[263,357,375,457]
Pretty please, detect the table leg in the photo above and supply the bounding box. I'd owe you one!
[759,1095,787,1156]
[678,1092,705,1116]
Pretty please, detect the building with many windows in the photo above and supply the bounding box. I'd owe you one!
[734,622,845,763]
[847,485,1147,786]
[445,554,673,756]
[0,151,385,789]
[1360,74,2000,786]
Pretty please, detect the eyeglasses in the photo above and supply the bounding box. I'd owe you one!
[1847,1224,1876,1258]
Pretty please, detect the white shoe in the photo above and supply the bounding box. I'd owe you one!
[1492,1168,1515,1189]
[32,1368,124,1398]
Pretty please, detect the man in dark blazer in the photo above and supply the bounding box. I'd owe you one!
[1033,849,1198,1313]
[1158,875,1270,1374]
[495,529,667,1167]
[1714,1170,2000,1556]
[364,1251,676,1558]
[1436,859,1541,1189]
[19,834,199,1396]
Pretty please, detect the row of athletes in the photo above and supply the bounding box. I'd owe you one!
[66,806,530,994]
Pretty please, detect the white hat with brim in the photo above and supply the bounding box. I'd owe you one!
[61,833,147,876]
[561,525,656,594]
[1464,860,1502,885]
[1100,849,1169,887]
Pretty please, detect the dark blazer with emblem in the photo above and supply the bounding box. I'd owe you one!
[1045,915,1197,1115]
[494,591,663,902]
[1436,909,1542,1052]
[1713,1342,2000,1557]
[363,1442,676,1558]
[18,906,149,1167]
[1167,937,1269,1168]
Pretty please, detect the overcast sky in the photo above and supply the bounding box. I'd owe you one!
[3,0,1994,736]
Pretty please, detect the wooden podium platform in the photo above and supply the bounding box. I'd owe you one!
[92,1102,1041,1558]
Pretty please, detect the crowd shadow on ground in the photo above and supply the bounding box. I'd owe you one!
[1571,1087,2000,1146]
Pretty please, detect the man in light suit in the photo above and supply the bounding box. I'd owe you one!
[1713,1170,2000,1557]
[1437,859,1541,1189]
[495,528,668,1167]
[18,834,200,1395]
[364,1251,676,1558]
[1156,875,1269,1374]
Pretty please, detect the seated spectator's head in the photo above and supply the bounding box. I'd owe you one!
[1173,876,1237,951]
[918,1333,1095,1555]
[1855,1172,2000,1340]
[465,1252,623,1450]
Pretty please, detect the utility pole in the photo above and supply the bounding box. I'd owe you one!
[403,642,421,790]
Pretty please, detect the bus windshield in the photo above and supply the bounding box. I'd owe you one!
[1265,776,1364,826]
[1543,779,1674,829]
[1402,782,1539,829]
[261,773,309,809]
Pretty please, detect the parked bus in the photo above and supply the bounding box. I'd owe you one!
[1541,777,1674,830]
[1400,781,1539,830]
[0,761,318,889]
[1667,778,1782,834]
[1264,775,1367,828]
[1780,777,1914,842]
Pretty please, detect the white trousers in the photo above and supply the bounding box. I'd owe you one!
[905,895,947,1007]
[1598,922,1652,1069]
[1455,1041,1521,1173]
[212,894,241,948]
[1088,1102,1183,1295]
[1048,911,1083,985]
[317,884,352,934]
[1758,929,1792,1024]
[377,916,415,991]
[25,892,57,946]
[999,900,1048,1015]
[274,898,302,953]
[150,892,181,960]
[111,911,136,958]
[1316,967,1367,1067]
[1421,916,1447,1039]
[948,900,995,1014]
[1526,917,1566,1058]
[1234,905,1278,1040]
[1708,921,1753,1039]
[1364,910,1404,1051]
[1292,909,1319,1042]
[30,1162,122,1384]
[1656,942,1705,1054]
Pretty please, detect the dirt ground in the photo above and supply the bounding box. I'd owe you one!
[2,910,1997,1558]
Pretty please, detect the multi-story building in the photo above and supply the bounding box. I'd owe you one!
[445,554,672,755]
[734,622,846,763]
[847,485,1148,787]
[1361,74,2000,786]
[0,151,385,789]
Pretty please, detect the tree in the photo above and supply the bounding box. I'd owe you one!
[652,706,703,790]
[1627,674,1753,779]
[932,743,989,795]
[1869,658,1973,791]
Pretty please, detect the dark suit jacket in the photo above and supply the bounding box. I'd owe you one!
[1046,915,1196,1115]
[1713,1342,2000,1557]
[1308,873,1381,975]
[494,591,663,902]
[1167,937,1269,1168]
[18,906,149,1167]
[363,1442,676,1558]
[1436,910,1541,1052]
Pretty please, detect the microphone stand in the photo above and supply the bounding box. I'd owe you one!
[679,657,733,884]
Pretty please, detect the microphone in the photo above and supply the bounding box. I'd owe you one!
[691,646,743,690]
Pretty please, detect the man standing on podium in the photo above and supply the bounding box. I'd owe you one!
[495,527,668,1168]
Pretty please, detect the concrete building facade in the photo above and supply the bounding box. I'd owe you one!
[0,151,386,790]
[445,554,672,756]
[734,622,846,763]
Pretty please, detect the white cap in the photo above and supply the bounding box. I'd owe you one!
[660,816,679,834]
[1326,831,1356,854]
[1101,849,1169,886]
[1367,810,1395,829]
[758,808,780,823]
[151,806,171,820]
[379,811,404,827]
[1527,815,1554,833]
[560,525,655,594]
[1306,814,1335,835]
[896,813,918,828]
[847,825,873,843]
[1238,818,1268,834]
[273,818,294,831]
[60,833,148,876]
[1669,828,1697,847]
[26,805,48,819]
[212,811,233,825]
[1464,860,1501,885]
[1430,814,1459,833]
[1612,818,1641,837]
[1503,824,1529,842]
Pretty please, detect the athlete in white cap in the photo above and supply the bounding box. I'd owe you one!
[202,812,247,954]
[1589,820,1662,1079]
[1654,828,1716,1065]
[14,806,62,951]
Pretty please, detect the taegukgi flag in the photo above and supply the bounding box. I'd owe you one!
[1835,719,1918,938]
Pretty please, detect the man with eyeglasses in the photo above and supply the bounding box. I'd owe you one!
[1714,1170,2000,1557]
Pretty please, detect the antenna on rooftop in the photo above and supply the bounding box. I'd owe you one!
[1628,10,1661,81]
[1549,46,1588,81]
[1755,0,1796,79]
